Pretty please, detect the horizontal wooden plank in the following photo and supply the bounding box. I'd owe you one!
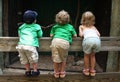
[0,72,120,82]
[0,37,120,52]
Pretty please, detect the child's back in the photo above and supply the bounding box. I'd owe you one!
[16,10,43,76]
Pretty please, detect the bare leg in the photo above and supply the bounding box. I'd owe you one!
[24,63,31,76]
[25,63,30,71]
[60,62,66,72]
[53,62,60,78]
[84,54,90,69]
[53,62,60,73]
[32,63,40,76]
[32,63,38,72]
[90,52,96,76]
[90,52,96,70]
[59,62,66,78]
[82,53,90,76]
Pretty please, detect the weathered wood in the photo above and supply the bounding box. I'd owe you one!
[0,0,4,74]
[0,0,2,34]
[3,0,9,36]
[0,73,120,82]
[0,37,120,52]
[106,0,120,72]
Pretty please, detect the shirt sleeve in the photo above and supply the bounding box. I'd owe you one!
[18,29,20,36]
[50,27,54,35]
[71,27,77,35]
[37,25,43,38]
[18,26,22,37]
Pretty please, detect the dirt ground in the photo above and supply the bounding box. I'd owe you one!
[3,55,103,75]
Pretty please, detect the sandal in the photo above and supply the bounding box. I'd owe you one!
[54,72,60,78]
[82,69,89,76]
[60,71,66,78]
[90,69,96,76]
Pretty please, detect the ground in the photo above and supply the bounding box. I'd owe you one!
[3,55,103,75]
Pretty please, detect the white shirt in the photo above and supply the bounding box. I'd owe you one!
[83,29,99,39]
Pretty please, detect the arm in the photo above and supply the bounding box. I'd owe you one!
[37,30,43,38]
[73,34,77,38]
[50,34,53,37]
[18,29,20,37]
[37,26,43,38]
[79,25,83,38]
[50,27,54,38]
[71,26,77,38]
[94,27,100,37]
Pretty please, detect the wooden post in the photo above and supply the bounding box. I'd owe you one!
[106,0,120,72]
[119,52,120,71]
[2,0,10,68]
[0,0,3,75]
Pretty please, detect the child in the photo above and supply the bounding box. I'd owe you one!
[79,11,101,76]
[50,10,77,78]
[16,10,43,76]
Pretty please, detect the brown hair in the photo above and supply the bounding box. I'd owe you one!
[81,11,95,26]
[55,10,70,25]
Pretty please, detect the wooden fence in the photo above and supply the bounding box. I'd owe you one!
[0,37,120,82]
[0,37,120,52]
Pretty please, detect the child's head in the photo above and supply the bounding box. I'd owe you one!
[55,10,70,25]
[81,11,95,26]
[23,10,38,24]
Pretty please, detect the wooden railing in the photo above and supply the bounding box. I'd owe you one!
[0,73,120,82]
[0,37,120,82]
[0,37,120,52]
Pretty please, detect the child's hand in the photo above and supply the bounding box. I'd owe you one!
[50,34,53,37]
[73,34,77,38]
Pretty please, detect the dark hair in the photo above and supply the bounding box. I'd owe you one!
[23,10,38,24]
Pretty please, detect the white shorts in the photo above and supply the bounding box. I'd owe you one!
[16,45,39,64]
[82,37,101,54]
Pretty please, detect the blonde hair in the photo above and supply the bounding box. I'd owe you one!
[55,10,70,25]
[81,11,95,26]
